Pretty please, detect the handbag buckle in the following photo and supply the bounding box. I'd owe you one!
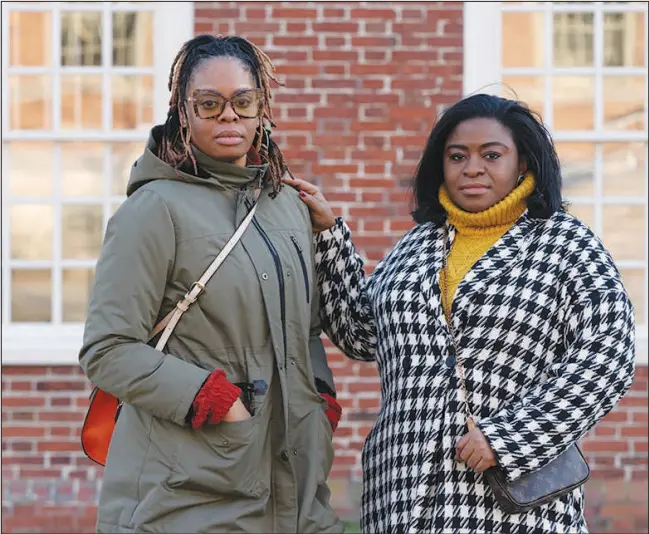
[186,281,205,303]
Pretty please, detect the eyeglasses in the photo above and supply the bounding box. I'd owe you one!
[186,88,265,120]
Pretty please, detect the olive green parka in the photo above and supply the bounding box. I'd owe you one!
[79,127,343,533]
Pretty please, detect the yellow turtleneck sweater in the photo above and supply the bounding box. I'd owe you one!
[439,174,535,318]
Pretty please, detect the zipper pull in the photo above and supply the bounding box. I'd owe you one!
[290,235,303,251]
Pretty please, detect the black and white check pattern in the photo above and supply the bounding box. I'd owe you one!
[314,211,635,534]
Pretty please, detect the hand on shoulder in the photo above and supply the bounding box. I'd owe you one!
[283,176,337,233]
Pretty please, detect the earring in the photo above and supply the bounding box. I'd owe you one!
[517,173,525,186]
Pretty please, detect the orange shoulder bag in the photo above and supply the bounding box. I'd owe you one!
[81,199,259,465]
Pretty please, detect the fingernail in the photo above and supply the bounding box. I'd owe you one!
[299,191,306,197]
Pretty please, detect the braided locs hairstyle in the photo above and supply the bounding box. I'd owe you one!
[158,34,291,196]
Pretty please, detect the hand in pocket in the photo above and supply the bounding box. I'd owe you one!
[222,398,252,423]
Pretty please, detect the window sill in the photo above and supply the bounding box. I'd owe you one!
[2,324,84,364]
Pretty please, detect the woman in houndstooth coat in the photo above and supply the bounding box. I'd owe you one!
[285,94,636,534]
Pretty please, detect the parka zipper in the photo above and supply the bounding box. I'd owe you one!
[290,235,310,304]
[245,199,287,368]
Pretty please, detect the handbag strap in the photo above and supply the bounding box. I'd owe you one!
[147,197,259,352]
[441,226,477,430]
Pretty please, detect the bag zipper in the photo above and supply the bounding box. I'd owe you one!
[290,235,310,304]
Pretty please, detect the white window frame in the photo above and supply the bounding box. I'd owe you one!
[464,1,648,365]
[1,1,194,364]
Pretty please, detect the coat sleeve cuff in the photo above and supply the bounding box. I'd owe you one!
[313,217,349,248]
[314,377,336,398]
[169,357,213,426]
[476,417,523,482]
[190,370,242,428]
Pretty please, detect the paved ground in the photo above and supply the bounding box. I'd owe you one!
[343,520,360,533]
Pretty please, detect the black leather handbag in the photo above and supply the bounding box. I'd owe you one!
[482,443,590,514]
[441,230,591,514]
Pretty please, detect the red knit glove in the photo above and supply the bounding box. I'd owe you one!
[321,393,342,432]
[191,370,241,429]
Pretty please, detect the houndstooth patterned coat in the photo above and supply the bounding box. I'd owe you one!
[313,210,635,534]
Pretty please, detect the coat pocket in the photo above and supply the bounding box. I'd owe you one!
[164,398,270,499]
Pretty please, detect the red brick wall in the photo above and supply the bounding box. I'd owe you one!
[2,2,647,533]
[2,366,647,532]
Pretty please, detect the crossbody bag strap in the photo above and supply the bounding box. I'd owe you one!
[441,225,477,431]
[147,198,259,352]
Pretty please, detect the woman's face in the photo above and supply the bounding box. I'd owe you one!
[443,117,526,213]
[184,57,260,166]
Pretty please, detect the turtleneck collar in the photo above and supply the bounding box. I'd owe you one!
[191,144,268,190]
[439,173,535,235]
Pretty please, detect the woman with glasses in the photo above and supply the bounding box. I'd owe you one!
[79,35,343,534]
[285,93,635,534]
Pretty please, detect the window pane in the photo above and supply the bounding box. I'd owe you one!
[9,11,52,67]
[112,12,154,67]
[61,143,104,197]
[8,142,54,197]
[553,77,595,131]
[112,142,143,195]
[9,75,52,130]
[62,268,95,322]
[553,12,594,67]
[62,205,103,260]
[11,270,51,322]
[60,12,102,66]
[557,142,594,197]
[603,76,645,131]
[61,75,103,130]
[10,205,53,260]
[603,142,646,197]
[567,203,595,230]
[501,76,545,118]
[620,269,645,325]
[112,75,154,130]
[604,12,645,67]
[502,12,545,68]
[602,205,645,262]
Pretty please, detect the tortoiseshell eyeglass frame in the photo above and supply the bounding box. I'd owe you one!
[186,88,265,120]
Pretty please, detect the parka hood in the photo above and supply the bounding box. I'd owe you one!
[126,125,268,197]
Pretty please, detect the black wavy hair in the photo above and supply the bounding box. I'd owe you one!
[158,34,290,196]
[412,93,565,224]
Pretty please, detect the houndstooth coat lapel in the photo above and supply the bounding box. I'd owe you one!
[449,214,535,324]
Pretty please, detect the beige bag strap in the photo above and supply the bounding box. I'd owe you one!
[146,200,259,352]
[441,226,476,431]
